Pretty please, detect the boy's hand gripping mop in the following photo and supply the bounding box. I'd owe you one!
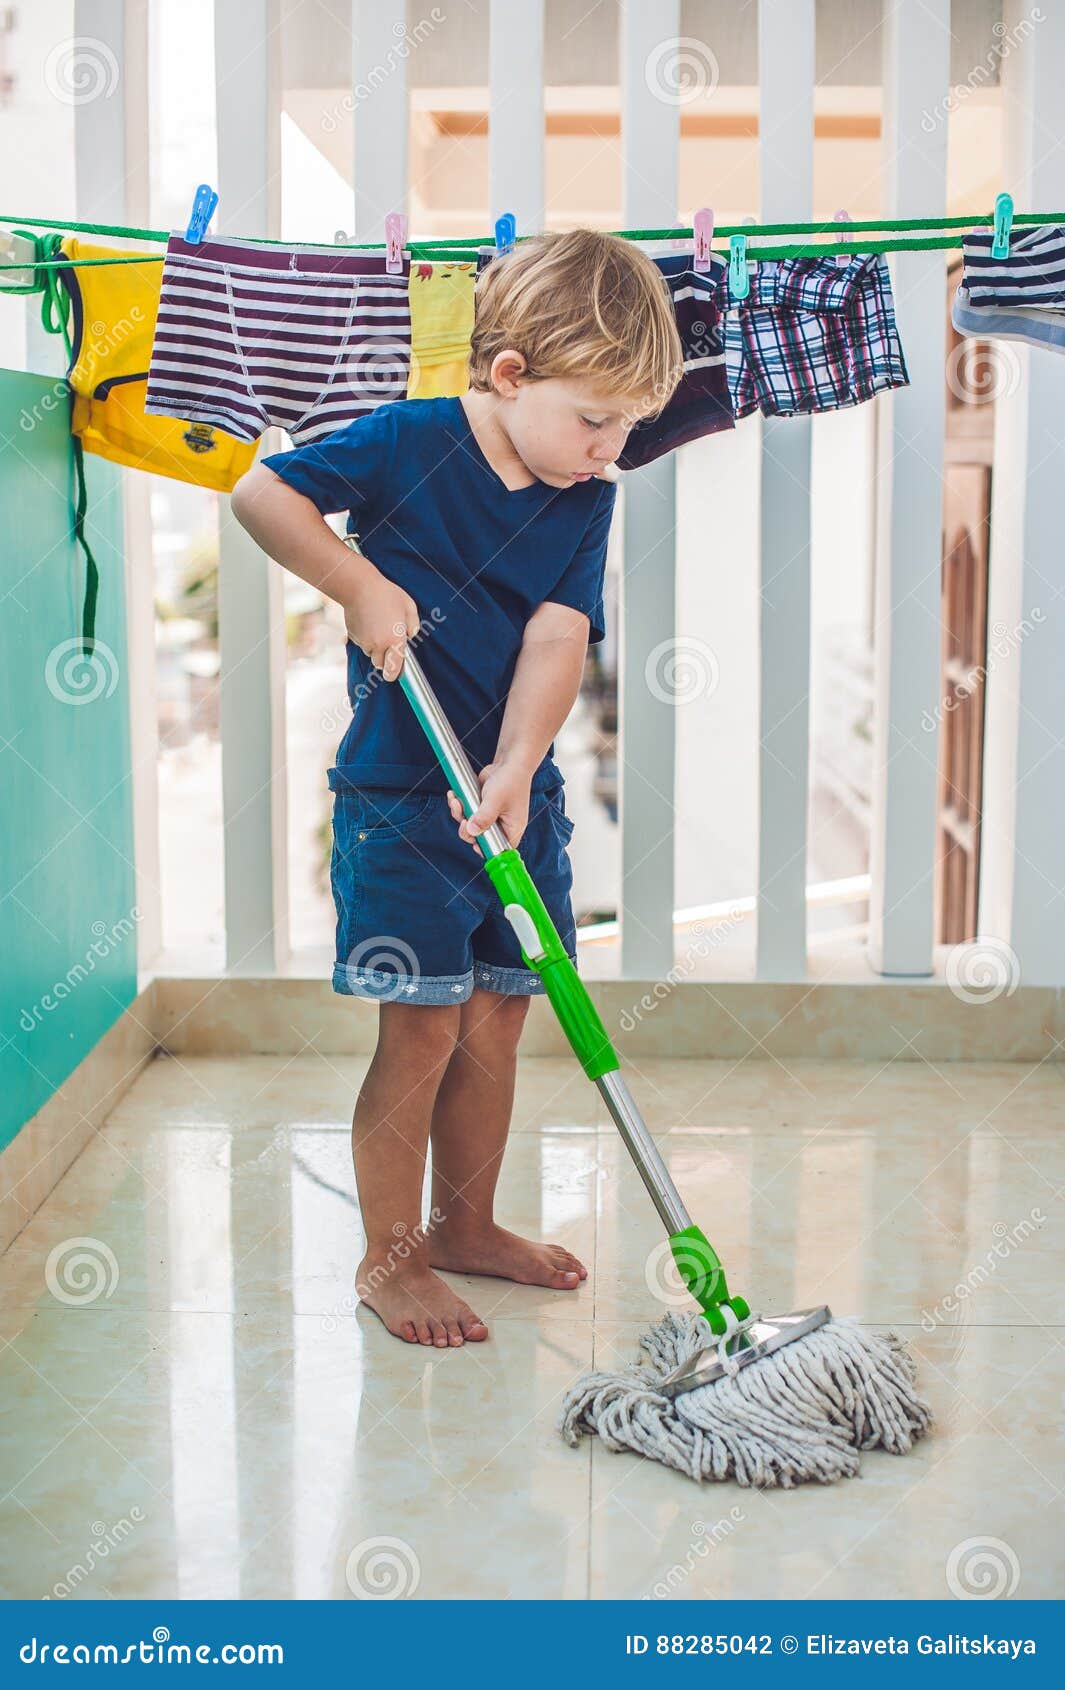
[398,648,931,1487]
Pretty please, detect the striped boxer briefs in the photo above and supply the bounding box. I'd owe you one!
[723,252,909,419]
[961,222,1065,309]
[616,253,735,468]
[144,236,411,446]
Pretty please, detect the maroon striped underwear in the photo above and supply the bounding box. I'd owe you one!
[144,235,411,446]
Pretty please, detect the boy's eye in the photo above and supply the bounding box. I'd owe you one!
[580,416,605,429]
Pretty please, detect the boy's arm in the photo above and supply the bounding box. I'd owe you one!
[231,463,420,678]
[448,601,590,850]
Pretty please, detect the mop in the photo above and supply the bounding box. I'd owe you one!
[396,646,932,1488]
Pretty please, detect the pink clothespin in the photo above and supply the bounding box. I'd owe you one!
[385,212,407,274]
[834,209,851,267]
[693,207,714,274]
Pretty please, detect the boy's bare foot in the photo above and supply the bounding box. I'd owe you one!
[356,1255,489,1347]
[428,1222,588,1290]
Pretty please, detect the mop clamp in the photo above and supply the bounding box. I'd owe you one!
[669,1224,751,1333]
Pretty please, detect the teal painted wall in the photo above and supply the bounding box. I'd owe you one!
[0,369,137,1153]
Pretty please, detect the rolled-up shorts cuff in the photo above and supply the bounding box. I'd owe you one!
[471,957,579,996]
[332,963,474,1003]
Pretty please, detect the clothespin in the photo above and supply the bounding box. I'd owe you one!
[384,212,407,274]
[692,207,714,274]
[0,229,37,290]
[992,191,1013,259]
[728,233,750,300]
[184,183,218,246]
[833,208,851,267]
[494,213,516,255]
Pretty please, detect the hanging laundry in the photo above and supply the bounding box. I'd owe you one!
[616,253,735,468]
[722,252,909,419]
[143,236,411,447]
[56,237,257,492]
[407,261,476,399]
[953,224,1065,354]
[961,223,1065,308]
[952,283,1065,356]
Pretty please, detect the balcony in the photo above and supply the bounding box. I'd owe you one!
[0,0,1063,1609]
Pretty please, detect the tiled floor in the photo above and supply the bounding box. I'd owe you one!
[1,1051,1062,1600]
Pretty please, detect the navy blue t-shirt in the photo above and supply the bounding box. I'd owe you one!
[261,396,616,795]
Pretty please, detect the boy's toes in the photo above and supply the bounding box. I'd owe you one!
[459,1310,489,1340]
[415,1321,434,1345]
[443,1319,465,1346]
[401,1322,419,1343]
[548,1246,586,1286]
[429,1319,450,1347]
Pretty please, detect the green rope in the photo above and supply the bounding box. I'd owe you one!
[2,207,1063,272]
[29,233,101,658]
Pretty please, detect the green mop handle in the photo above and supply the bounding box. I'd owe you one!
[395,646,749,1336]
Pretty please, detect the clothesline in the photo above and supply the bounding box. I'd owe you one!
[11,207,1061,663]
[2,209,1064,272]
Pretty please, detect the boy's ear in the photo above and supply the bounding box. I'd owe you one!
[490,349,528,397]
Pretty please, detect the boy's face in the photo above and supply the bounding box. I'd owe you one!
[496,365,647,488]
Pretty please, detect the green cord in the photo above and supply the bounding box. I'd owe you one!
[2,206,1064,272]
[28,233,101,658]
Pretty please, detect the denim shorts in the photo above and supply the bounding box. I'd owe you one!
[329,782,579,1004]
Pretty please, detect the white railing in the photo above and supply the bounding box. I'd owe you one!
[68,0,1065,989]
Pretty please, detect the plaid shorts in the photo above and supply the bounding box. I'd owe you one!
[723,253,910,419]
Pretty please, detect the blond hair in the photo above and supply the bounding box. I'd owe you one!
[468,229,683,415]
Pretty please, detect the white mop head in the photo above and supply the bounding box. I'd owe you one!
[559,1310,933,1487]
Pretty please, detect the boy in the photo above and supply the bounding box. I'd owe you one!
[232,229,682,1349]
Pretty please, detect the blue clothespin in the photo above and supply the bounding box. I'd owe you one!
[992,191,1013,259]
[495,213,517,255]
[728,233,750,300]
[184,183,218,245]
